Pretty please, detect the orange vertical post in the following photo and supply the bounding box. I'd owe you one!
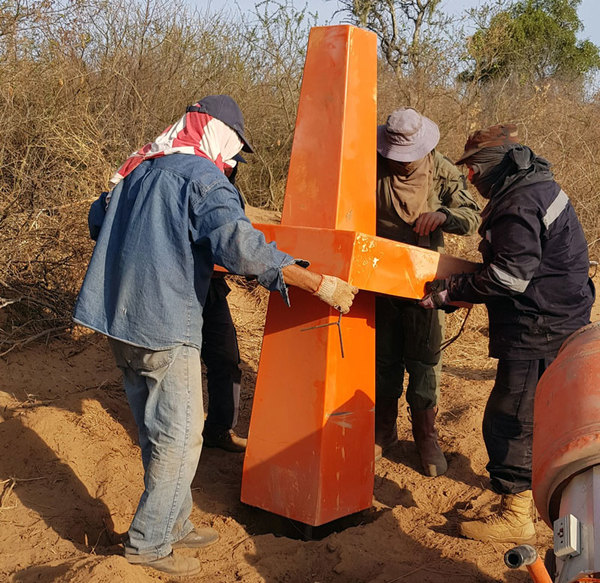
[241,25,378,526]
[240,25,479,526]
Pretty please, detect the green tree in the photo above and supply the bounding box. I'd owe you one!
[462,0,600,84]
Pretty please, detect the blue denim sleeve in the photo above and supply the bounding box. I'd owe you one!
[189,182,297,305]
[88,191,109,241]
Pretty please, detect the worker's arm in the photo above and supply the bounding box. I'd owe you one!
[281,263,321,292]
[436,154,481,236]
[447,208,542,304]
[413,153,480,237]
[190,180,358,313]
[282,264,357,314]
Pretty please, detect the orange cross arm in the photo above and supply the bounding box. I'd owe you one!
[252,224,477,299]
[241,25,476,526]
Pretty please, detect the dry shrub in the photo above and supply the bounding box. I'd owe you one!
[0,0,598,353]
[0,0,309,351]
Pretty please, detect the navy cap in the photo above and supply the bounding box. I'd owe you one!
[187,95,253,153]
[233,152,247,164]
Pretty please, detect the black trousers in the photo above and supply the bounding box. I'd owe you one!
[484,355,556,494]
[201,278,242,435]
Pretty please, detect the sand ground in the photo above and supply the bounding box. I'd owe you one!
[1,214,596,582]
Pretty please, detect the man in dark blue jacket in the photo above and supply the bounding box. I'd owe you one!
[421,124,594,544]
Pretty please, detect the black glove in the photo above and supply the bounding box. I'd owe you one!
[420,279,458,313]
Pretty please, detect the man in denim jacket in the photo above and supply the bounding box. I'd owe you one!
[74,95,357,577]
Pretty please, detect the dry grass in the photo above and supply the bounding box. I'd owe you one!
[0,1,598,352]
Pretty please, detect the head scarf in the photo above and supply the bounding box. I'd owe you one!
[467,145,514,199]
[109,104,243,188]
[468,144,553,201]
[467,144,554,233]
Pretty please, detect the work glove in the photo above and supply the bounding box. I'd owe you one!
[419,279,452,310]
[314,275,358,314]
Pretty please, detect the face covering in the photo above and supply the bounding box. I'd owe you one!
[382,153,434,223]
[467,144,553,200]
[466,146,512,199]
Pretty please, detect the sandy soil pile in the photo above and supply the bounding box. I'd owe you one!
[1,209,596,582]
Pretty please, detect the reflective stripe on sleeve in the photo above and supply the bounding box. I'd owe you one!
[543,189,569,229]
[490,264,530,293]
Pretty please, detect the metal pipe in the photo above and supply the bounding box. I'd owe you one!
[505,545,538,568]
[504,546,553,583]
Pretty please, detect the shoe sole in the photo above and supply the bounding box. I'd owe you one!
[146,565,203,577]
[172,535,219,550]
[129,558,203,577]
[422,463,448,477]
[460,531,536,545]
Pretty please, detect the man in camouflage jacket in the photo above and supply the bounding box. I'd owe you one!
[375,108,480,476]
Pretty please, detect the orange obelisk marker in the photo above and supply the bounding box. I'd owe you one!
[241,25,476,526]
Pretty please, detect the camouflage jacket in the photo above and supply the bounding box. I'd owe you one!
[376,150,480,252]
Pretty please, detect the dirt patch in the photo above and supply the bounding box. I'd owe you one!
[1,228,597,581]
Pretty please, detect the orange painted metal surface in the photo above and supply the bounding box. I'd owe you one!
[532,321,600,527]
[281,26,376,233]
[253,224,477,299]
[241,24,477,526]
[242,291,375,525]
[241,25,378,525]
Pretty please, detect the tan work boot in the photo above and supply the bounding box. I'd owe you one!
[172,526,219,549]
[203,429,247,453]
[128,552,202,577]
[374,397,399,461]
[410,407,447,477]
[459,490,536,544]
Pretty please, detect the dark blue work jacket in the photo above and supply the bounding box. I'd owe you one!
[448,180,594,359]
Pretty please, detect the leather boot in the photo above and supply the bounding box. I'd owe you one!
[203,429,247,453]
[374,397,399,461]
[172,527,219,549]
[459,490,536,544]
[410,407,447,477]
[126,552,202,576]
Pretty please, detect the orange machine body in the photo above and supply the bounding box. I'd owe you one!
[532,322,600,527]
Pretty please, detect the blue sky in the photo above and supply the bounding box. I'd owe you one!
[192,0,600,46]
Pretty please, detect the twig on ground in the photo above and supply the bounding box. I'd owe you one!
[385,565,427,582]
[0,476,47,510]
[231,536,252,558]
[0,325,69,357]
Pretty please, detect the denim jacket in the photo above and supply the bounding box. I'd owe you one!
[73,154,297,350]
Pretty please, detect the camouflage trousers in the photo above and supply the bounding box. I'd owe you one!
[375,296,444,411]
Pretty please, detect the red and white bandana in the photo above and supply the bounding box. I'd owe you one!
[109,106,243,187]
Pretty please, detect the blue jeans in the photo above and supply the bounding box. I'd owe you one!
[109,339,204,561]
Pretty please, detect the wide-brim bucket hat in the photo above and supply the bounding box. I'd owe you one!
[377,107,440,162]
[187,95,254,153]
